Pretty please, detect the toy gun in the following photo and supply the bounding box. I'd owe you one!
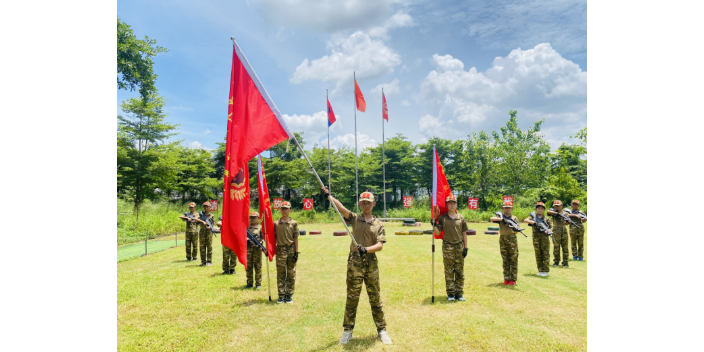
[182,212,197,223]
[548,208,581,229]
[569,210,587,222]
[494,212,528,238]
[246,228,267,253]
[199,211,217,237]
[530,212,554,240]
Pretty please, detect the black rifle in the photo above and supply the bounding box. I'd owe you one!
[548,208,581,229]
[494,212,528,238]
[199,211,217,237]
[530,212,554,241]
[246,228,267,253]
[212,216,223,234]
[182,212,197,223]
[570,210,587,222]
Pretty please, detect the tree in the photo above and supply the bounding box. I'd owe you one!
[117,17,168,98]
[371,134,418,206]
[460,131,498,210]
[117,94,180,213]
[175,146,219,201]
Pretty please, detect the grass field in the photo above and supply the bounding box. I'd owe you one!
[117,221,587,351]
[118,236,186,262]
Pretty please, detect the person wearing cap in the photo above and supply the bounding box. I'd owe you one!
[274,201,299,304]
[245,212,263,289]
[322,187,392,346]
[568,200,587,261]
[547,200,570,267]
[179,202,199,261]
[490,201,520,286]
[197,202,215,266]
[433,195,469,301]
[524,202,553,277]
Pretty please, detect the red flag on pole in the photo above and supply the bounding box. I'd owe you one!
[432,147,452,240]
[222,40,294,268]
[382,91,388,122]
[257,155,275,261]
[354,78,366,112]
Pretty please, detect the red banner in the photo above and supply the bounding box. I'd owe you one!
[468,198,478,210]
[303,199,313,210]
[402,196,413,208]
[273,198,282,209]
[502,196,514,206]
[208,200,219,211]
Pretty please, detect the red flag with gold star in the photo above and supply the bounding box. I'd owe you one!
[432,147,452,240]
[257,155,275,261]
[222,41,293,268]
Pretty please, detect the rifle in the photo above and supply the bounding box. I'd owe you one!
[569,210,587,222]
[182,212,197,223]
[246,228,267,253]
[548,208,581,229]
[494,212,528,238]
[212,216,223,234]
[198,211,217,237]
[530,212,554,241]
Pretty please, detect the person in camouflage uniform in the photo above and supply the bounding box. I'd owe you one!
[433,196,469,301]
[324,187,392,346]
[274,201,299,303]
[490,201,520,286]
[196,202,214,266]
[525,202,552,277]
[547,200,570,267]
[568,199,587,261]
[179,202,199,261]
[245,212,263,289]
[221,220,237,274]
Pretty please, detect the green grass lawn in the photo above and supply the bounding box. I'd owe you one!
[118,222,587,351]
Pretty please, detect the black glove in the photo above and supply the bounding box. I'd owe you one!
[293,252,299,263]
[321,187,330,199]
[357,245,367,256]
[463,248,468,258]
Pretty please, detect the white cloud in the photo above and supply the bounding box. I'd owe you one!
[371,78,400,95]
[402,100,410,106]
[204,129,211,134]
[327,132,378,153]
[417,43,586,139]
[368,11,414,38]
[189,141,203,149]
[282,111,342,145]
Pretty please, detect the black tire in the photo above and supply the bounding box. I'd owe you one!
[488,226,500,231]
[423,229,434,234]
[484,230,499,235]
[299,230,306,236]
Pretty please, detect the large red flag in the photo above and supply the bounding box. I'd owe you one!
[223,41,294,268]
[432,147,452,240]
[354,78,366,112]
[257,155,275,261]
[382,91,388,122]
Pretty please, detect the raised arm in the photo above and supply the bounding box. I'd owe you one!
[322,187,351,219]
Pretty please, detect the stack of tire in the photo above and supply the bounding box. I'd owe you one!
[465,229,477,236]
[402,219,417,226]
[423,229,434,235]
[333,231,347,237]
[409,230,422,235]
[485,226,500,235]
[309,231,321,235]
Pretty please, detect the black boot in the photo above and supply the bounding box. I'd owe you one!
[285,295,293,303]
[277,296,284,304]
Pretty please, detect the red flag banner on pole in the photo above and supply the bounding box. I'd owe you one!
[354,78,366,112]
[432,147,452,240]
[382,91,388,122]
[257,155,276,261]
[222,39,294,268]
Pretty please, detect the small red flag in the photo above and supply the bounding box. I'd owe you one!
[354,78,366,112]
[382,91,388,122]
[432,148,452,240]
[257,155,275,261]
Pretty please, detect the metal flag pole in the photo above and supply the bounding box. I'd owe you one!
[327,89,331,209]
[432,143,436,304]
[263,207,272,302]
[382,88,386,218]
[354,72,359,213]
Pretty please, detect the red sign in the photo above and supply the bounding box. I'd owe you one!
[468,198,479,210]
[402,196,413,208]
[273,198,283,209]
[208,200,219,211]
[502,196,514,206]
[303,199,314,210]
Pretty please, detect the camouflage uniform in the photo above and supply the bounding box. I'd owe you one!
[528,213,552,273]
[436,213,468,297]
[275,219,299,297]
[550,210,570,265]
[184,213,199,260]
[497,214,520,282]
[569,209,587,258]
[343,213,387,332]
[222,246,237,272]
[247,224,263,286]
[198,212,214,264]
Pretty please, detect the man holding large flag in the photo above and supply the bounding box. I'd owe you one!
[430,146,452,303]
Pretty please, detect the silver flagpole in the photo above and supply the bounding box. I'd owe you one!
[382,88,386,217]
[432,144,436,304]
[354,72,359,213]
[327,89,331,208]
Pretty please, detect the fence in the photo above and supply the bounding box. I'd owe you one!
[117,231,186,262]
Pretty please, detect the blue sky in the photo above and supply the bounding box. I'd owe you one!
[117,0,587,152]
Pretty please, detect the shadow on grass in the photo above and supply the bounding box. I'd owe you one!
[240,297,275,306]
[524,273,548,278]
[420,296,457,305]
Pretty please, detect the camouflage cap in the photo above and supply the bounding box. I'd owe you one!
[188,202,196,207]
[572,199,580,205]
[445,195,457,203]
[553,200,563,206]
[536,202,546,209]
[359,191,375,202]
[250,211,259,217]
[502,201,513,208]
[203,202,211,207]
[280,201,292,209]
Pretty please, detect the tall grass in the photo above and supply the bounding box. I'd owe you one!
[117,199,194,245]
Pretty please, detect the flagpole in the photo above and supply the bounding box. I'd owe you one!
[382,88,386,218]
[327,89,331,209]
[432,144,436,304]
[354,72,359,213]
[263,209,272,302]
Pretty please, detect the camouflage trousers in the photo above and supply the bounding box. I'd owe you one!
[570,227,585,258]
[499,235,519,281]
[532,233,551,273]
[198,231,213,264]
[442,241,465,296]
[222,245,237,271]
[552,227,569,265]
[343,252,386,332]
[185,231,198,260]
[276,244,296,296]
[247,245,263,286]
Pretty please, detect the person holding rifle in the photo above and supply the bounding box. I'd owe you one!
[196,202,215,267]
[547,200,570,267]
[490,201,520,286]
[178,202,199,261]
[274,201,299,304]
[568,200,587,261]
[524,202,552,277]
[322,187,392,346]
[245,212,263,289]
[433,196,469,302]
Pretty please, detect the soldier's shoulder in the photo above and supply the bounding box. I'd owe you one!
[290,219,299,225]
[457,213,467,221]
[372,217,385,226]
